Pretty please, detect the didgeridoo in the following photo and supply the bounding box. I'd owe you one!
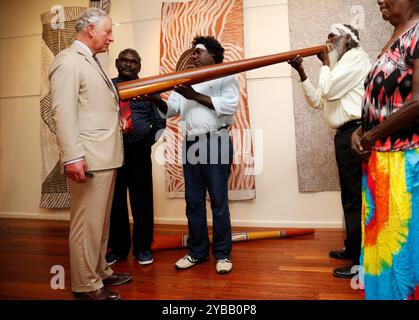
[151,228,315,251]
[117,45,330,100]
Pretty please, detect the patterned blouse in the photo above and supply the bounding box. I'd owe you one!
[362,23,419,151]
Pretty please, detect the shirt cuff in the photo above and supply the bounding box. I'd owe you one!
[300,78,312,91]
[320,65,331,76]
[63,156,85,166]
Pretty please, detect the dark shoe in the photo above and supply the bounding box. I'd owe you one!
[103,272,132,286]
[105,252,120,266]
[333,265,359,279]
[137,251,154,265]
[329,249,352,260]
[73,287,121,300]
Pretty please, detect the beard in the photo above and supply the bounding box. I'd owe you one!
[328,37,347,70]
[328,49,340,70]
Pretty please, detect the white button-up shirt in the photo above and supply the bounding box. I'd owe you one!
[300,47,372,129]
[161,75,239,135]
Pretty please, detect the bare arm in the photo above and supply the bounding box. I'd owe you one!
[142,93,168,114]
[288,55,324,109]
[174,85,214,109]
[360,59,419,150]
[288,55,308,82]
[351,126,372,159]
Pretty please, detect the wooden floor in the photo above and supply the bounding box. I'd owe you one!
[0,218,362,300]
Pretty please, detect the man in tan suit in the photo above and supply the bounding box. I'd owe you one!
[49,8,131,300]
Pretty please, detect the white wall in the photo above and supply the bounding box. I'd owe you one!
[0,0,344,227]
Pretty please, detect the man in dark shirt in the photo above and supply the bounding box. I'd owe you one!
[106,48,165,266]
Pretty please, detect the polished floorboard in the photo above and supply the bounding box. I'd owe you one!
[0,218,362,300]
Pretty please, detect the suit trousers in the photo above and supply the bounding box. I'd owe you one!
[107,139,154,258]
[68,169,116,292]
[182,130,233,260]
[334,122,362,264]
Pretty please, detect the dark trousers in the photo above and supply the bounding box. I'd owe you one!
[107,139,154,258]
[334,121,362,265]
[182,130,233,260]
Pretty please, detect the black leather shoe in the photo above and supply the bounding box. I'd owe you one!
[329,249,352,260]
[103,272,132,286]
[73,287,121,300]
[333,265,359,279]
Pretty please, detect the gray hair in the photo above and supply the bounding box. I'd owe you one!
[75,8,109,33]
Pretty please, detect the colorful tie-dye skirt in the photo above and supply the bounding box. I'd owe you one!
[360,148,419,300]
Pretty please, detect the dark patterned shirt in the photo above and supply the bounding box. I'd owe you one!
[112,77,166,144]
[362,23,419,151]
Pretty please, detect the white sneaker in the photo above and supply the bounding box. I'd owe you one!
[175,255,202,270]
[216,259,233,274]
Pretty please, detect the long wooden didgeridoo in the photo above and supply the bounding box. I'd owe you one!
[150,228,315,251]
[117,45,330,100]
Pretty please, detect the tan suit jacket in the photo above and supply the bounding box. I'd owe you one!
[49,41,123,292]
[49,41,123,170]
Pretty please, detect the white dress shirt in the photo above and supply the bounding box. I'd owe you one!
[300,47,372,129]
[161,75,239,135]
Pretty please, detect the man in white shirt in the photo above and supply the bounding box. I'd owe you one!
[288,24,372,278]
[150,36,239,274]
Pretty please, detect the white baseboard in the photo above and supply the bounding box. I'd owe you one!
[0,212,343,229]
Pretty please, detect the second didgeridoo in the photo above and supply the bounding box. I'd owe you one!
[117,45,329,100]
[150,228,315,251]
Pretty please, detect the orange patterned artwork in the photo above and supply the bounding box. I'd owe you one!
[160,0,256,200]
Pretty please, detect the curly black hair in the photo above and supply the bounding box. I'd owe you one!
[191,36,225,64]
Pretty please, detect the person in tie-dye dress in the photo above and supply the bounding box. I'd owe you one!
[351,0,419,300]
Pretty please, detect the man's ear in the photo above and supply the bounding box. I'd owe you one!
[86,24,95,37]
